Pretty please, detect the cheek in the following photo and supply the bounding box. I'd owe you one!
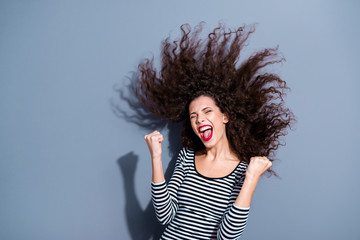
[214,115,227,131]
[190,120,197,133]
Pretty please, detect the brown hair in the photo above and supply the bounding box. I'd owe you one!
[135,23,295,171]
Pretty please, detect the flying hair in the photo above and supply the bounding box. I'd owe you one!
[134,22,295,174]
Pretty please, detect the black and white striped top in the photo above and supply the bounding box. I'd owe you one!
[151,148,249,240]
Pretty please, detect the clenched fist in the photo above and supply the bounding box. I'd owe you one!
[245,156,272,180]
[144,131,164,160]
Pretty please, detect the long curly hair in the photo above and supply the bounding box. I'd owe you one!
[135,22,295,169]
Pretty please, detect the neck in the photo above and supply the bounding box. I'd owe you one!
[204,135,234,160]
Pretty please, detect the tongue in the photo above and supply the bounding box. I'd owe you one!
[203,129,212,139]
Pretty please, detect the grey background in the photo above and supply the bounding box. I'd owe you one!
[1,0,359,239]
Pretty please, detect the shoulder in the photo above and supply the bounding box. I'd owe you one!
[176,148,195,165]
[238,160,248,176]
[239,160,248,170]
[178,147,194,159]
[234,160,248,184]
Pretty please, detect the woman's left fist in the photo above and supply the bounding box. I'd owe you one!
[245,156,272,180]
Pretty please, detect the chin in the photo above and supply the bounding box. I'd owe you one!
[201,138,216,149]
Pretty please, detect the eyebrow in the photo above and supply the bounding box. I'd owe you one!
[190,107,212,115]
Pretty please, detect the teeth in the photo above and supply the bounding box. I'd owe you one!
[199,126,212,132]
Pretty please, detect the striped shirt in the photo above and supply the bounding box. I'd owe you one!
[151,148,249,240]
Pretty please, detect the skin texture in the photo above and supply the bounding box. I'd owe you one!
[144,95,272,208]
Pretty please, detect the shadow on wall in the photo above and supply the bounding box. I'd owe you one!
[112,72,182,240]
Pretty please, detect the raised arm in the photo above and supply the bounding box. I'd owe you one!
[144,130,165,183]
[235,156,272,208]
[218,156,272,239]
[145,131,186,225]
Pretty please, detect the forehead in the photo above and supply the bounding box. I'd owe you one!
[189,95,217,111]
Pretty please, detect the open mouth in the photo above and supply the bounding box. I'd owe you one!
[198,125,213,141]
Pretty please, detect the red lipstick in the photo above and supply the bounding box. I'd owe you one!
[198,125,213,141]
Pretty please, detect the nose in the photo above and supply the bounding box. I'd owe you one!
[196,114,205,124]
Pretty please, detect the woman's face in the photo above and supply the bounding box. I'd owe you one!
[189,95,229,148]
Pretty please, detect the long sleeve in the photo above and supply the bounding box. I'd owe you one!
[217,204,249,239]
[217,163,250,240]
[151,149,186,225]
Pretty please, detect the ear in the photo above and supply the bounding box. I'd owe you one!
[223,113,229,124]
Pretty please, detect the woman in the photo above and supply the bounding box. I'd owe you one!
[135,23,294,239]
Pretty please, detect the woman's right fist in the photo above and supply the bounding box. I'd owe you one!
[144,131,164,160]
